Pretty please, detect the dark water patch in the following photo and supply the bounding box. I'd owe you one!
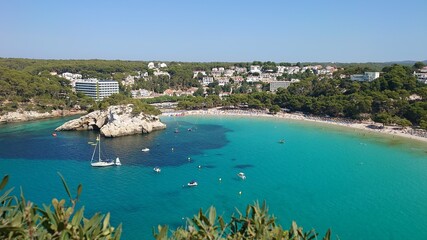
[163,190,182,198]
[120,204,144,213]
[233,164,255,169]
[231,158,237,161]
[0,118,230,168]
[204,165,216,169]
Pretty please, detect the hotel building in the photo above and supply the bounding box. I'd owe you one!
[75,79,119,101]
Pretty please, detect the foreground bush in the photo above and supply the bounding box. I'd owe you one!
[0,174,122,239]
[153,201,331,240]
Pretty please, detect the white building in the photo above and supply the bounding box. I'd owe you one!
[269,79,300,92]
[250,65,262,74]
[224,69,235,77]
[350,72,380,82]
[414,67,427,84]
[277,66,287,74]
[260,73,276,82]
[202,76,214,86]
[246,76,260,82]
[61,72,82,81]
[148,62,155,69]
[153,70,170,78]
[122,75,136,86]
[159,63,167,68]
[415,72,427,84]
[75,79,119,101]
[131,89,152,98]
[211,67,224,77]
[216,77,230,86]
[235,67,247,74]
[232,76,244,83]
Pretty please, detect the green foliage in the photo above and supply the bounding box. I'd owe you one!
[413,62,425,70]
[0,174,122,239]
[153,201,331,240]
[98,94,161,115]
[1,58,426,129]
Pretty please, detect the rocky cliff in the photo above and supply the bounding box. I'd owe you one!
[0,110,86,124]
[55,105,166,137]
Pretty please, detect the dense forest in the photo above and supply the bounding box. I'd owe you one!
[1,58,426,129]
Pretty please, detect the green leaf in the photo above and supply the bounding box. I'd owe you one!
[208,206,216,225]
[76,184,82,200]
[0,175,9,190]
[218,216,225,230]
[57,172,71,199]
[0,188,14,201]
[113,224,122,240]
[71,207,85,226]
[323,229,331,240]
[103,212,110,231]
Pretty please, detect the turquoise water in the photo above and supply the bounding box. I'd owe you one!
[1,115,427,239]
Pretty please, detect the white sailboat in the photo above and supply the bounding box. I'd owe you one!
[91,135,121,167]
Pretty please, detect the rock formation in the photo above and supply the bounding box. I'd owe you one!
[55,105,166,137]
[0,109,86,124]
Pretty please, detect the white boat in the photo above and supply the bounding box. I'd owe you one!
[187,181,198,187]
[237,172,246,180]
[90,135,121,167]
[141,148,150,152]
[153,167,161,173]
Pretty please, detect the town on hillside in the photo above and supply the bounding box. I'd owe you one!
[1,59,427,133]
[53,61,409,101]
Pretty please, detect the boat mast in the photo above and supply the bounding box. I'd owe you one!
[98,135,101,161]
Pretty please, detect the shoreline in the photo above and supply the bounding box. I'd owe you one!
[0,109,87,124]
[162,108,427,143]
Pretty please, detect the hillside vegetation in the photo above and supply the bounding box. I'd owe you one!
[1,58,426,129]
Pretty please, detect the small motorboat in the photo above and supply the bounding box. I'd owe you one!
[187,128,192,131]
[141,148,150,152]
[52,132,57,137]
[153,167,161,173]
[174,129,180,133]
[237,172,246,180]
[187,181,198,187]
[279,139,285,144]
[115,157,122,166]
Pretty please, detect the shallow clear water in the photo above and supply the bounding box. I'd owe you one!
[0,115,426,239]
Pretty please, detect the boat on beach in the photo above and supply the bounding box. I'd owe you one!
[237,172,246,180]
[90,135,121,167]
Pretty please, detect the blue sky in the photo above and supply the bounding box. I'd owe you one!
[1,0,426,62]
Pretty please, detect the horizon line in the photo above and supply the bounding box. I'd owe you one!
[1,56,426,65]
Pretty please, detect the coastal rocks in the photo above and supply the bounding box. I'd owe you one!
[55,105,166,137]
[0,109,86,124]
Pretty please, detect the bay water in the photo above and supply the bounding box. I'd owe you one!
[0,115,427,239]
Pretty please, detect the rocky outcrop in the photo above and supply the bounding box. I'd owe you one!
[55,105,166,137]
[0,110,86,124]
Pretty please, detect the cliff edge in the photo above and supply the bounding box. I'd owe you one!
[55,105,166,137]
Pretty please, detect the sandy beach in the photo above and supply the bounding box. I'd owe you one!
[162,108,427,143]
